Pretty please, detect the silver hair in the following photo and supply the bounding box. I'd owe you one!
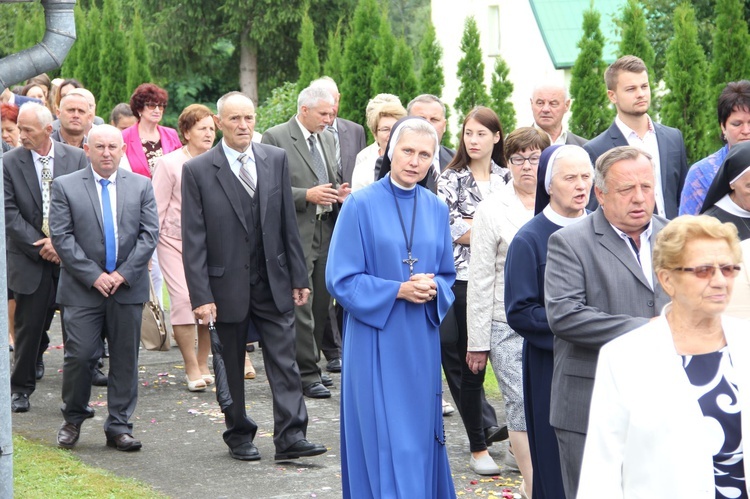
[19,102,53,127]
[594,146,653,193]
[531,82,570,101]
[310,76,338,94]
[550,145,593,179]
[406,94,446,116]
[216,91,253,116]
[297,86,334,112]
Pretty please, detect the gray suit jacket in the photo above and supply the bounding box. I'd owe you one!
[584,121,688,219]
[4,141,87,294]
[50,166,159,306]
[544,208,669,434]
[332,117,366,186]
[261,117,339,254]
[565,131,588,147]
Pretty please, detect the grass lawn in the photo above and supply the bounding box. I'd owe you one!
[13,435,166,498]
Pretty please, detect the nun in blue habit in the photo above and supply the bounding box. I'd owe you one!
[326,117,457,499]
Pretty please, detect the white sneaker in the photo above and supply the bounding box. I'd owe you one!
[442,399,455,416]
[469,454,501,475]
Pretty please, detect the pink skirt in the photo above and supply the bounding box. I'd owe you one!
[156,234,197,326]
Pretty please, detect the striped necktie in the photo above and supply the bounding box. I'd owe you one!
[237,153,256,198]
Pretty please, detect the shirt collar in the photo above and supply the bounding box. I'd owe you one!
[543,204,588,227]
[609,220,653,245]
[533,123,567,145]
[92,168,117,184]
[30,139,55,162]
[221,140,253,166]
[615,114,655,140]
[295,115,315,142]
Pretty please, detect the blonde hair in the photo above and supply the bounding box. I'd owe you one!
[365,94,406,136]
[653,215,742,272]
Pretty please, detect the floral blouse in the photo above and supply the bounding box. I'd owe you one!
[437,161,510,281]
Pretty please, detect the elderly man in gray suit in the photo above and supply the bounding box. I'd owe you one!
[530,82,588,146]
[545,146,670,498]
[50,125,158,451]
[262,86,349,399]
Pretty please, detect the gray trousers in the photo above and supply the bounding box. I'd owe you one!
[555,427,587,499]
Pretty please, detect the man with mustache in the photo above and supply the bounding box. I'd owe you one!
[584,55,688,219]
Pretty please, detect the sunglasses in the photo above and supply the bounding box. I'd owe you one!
[144,102,166,110]
[672,265,741,279]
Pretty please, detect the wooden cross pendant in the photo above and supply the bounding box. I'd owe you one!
[403,252,418,276]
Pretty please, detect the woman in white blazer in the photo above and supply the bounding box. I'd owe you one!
[579,215,750,499]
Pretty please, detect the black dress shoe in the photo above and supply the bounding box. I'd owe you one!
[320,373,334,387]
[485,425,509,446]
[92,368,108,387]
[106,433,142,451]
[302,382,331,399]
[35,360,45,380]
[228,441,261,461]
[11,393,30,413]
[57,422,82,449]
[84,406,96,419]
[274,439,327,460]
[326,358,342,373]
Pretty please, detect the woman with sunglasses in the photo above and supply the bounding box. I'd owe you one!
[122,83,182,178]
[578,215,750,499]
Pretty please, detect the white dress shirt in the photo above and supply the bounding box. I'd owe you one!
[609,221,654,289]
[30,140,56,189]
[221,140,256,186]
[92,169,119,259]
[615,115,665,216]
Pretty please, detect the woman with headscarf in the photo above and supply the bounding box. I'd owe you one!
[504,144,594,498]
[326,116,457,498]
[700,141,750,241]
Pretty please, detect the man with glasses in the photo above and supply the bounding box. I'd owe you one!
[544,146,670,498]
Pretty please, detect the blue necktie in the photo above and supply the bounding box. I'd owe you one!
[99,179,116,272]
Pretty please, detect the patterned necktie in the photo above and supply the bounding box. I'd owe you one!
[99,179,117,272]
[237,153,256,197]
[308,135,329,184]
[327,125,342,181]
[40,156,52,237]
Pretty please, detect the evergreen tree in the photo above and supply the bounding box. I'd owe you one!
[418,22,444,97]
[709,0,750,103]
[454,16,489,122]
[323,24,344,84]
[61,5,87,78]
[76,4,102,97]
[98,0,129,118]
[341,0,381,127]
[617,0,655,70]
[126,9,152,96]
[569,7,613,138]
[489,56,516,132]
[390,38,418,106]
[370,12,397,96]
[296,8,320,93]
[13,4,45,53]
[662,3,712,163]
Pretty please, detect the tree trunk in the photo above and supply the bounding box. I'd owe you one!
[239,26,258,105]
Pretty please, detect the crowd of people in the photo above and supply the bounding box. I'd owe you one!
[2,52,750,498]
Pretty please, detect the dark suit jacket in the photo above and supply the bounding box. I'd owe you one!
[4,141,87,294]
[50,166,158,307]
[181,142,309,323]
[545,208,669,434]
[333,117,366,186]
[584,121,688,219]
[261,117,340,254]
[565,131,588,147]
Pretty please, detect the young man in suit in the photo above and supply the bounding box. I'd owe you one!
[544,146,670,498]
[262,86,349,399]
[182,91,326,461]
[50,125,158,451]
[584,55,688,219]
[5,102,87,413]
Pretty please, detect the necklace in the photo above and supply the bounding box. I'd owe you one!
[389,180,418,276]
[182,146,193,159]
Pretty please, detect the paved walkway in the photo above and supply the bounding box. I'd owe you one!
[11,316,522,498]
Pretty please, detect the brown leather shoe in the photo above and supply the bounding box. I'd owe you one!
[106,433,142,451]
[57,422,82,449]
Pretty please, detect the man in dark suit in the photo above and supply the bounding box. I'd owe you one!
[262,86,349,399]
[545,146,670,497]
[584,55,688,219]
[5,102,87,413]
[182,91,326,461]
[50,125,158,451]
[530,83,588,146]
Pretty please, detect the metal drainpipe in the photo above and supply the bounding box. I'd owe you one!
[0,2,77,497]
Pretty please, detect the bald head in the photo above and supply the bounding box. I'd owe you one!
[85,124,125,178]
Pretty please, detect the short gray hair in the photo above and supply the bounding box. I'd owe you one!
[216,91,253,116]
[310,76,338,94]
[297,86,334,112]
[550,145,592,180]
[19,102,53,127]
[594,146,653,193]
[407,94,446,116]
[531,82,570,101]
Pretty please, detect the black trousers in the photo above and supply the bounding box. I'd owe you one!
[217,277,308,452]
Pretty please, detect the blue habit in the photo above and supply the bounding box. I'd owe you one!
[326,177,457,499]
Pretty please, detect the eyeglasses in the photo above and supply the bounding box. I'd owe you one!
[377,127,392,134]
[509,155,541,166]
[144,102,166,110]
[672,265,741,279]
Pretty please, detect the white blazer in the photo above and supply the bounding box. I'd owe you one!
[578,307,750,499]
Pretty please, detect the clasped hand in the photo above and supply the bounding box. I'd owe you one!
[398,273,438,304]
[93,271,126,297]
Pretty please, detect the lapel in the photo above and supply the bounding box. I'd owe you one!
[289,117,315,174]
[653,123,670,188]
[115,168,127,229]
[593,208,653,290]
[51,141,77,179]
[214,146,249,234]
[19,148,43,210]
[607,121,628,148]
[253,143,270,226]
[81,166,105,235]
